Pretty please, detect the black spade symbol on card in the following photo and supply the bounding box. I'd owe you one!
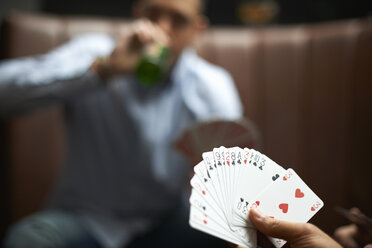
[253,162,257,166]
[204,178,207,182]
[272,174,279,181]
[240,198,244,202]
[202,206,206,211]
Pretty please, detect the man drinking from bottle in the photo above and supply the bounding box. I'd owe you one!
[1,0,243,247]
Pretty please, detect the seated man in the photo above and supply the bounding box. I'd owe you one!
[0,0,243,247]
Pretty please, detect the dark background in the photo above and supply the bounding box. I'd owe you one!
[40,0,372,24]
[0,0,371,25]
[36,0,372,24]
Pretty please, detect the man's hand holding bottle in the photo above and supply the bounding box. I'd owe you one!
[91,19,170,83]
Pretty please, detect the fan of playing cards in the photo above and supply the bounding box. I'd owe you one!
[189,147,324,248]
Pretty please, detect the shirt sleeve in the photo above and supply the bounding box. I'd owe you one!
[202,69,243,120]
[0,33,115,117]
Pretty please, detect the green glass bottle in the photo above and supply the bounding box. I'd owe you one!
[135,43,171,87]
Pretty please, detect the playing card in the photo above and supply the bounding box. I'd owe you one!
[248,168,324,248]
[213,147,229,216]
[232,149,286,226]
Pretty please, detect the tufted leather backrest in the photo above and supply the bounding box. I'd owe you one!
[1,11,371,235]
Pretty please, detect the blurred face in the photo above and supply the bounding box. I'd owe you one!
[134,0,207,61]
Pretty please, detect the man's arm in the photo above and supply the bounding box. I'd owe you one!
[0,34,114,117]
[0,20,169,117]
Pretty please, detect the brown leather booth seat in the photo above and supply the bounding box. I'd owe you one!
[1,12,371,236]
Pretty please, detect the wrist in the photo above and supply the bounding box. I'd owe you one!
[91,56,112,81]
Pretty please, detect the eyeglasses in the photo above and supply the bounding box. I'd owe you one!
[141,5,194,29]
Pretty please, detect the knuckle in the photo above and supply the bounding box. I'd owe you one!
[333,228,343,240]
[301,223,318,235]
[269,218,282,232]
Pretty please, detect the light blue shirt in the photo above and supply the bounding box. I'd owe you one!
[0,34,243,247]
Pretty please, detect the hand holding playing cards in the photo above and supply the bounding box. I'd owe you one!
[247,206,342,248]
[189,147,325,248]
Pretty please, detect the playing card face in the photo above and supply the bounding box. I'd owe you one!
[249,168,324,248]
[233,149,286,225]
[213,147,229,212]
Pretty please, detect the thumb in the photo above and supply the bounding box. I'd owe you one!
[249,207,306,241]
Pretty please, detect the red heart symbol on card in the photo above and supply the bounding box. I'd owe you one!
[202,190,206,195]
[244,159,247,164]
[276,240,283,244]
[255,201,260,206]
[283,176,287,181]
[279,203,289,213]
[311,207,315,211]
[203,220,207,224]
[295,188,304,198]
